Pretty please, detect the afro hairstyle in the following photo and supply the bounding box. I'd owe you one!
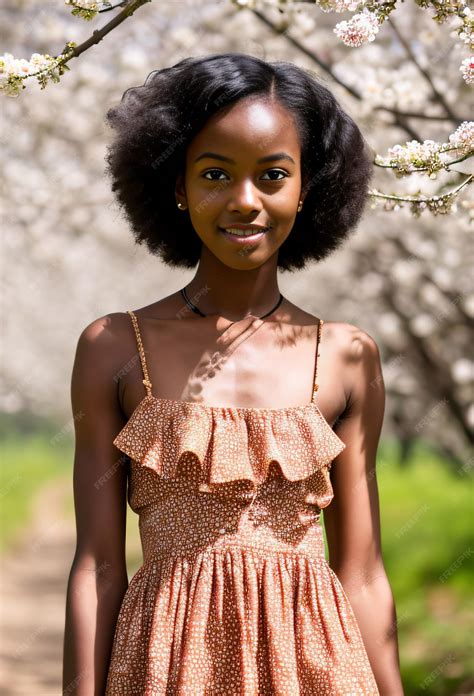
[105,52,374,271]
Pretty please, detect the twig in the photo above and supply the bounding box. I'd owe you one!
[64,0,152,62]
[374,152,474,171]
[374,106,472,122]
[249,8,361,99]
[9,0,153,88]
[97,0,129,11]
[369,174,473,202]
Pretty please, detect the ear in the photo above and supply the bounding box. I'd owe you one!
[299,190,308,208]
[175,172,187,207]
[299,176,315,203]
[299,176,311,205]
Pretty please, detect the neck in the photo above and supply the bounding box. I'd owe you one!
[184,251,283,321]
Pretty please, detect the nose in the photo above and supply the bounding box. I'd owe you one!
[226,178,262,214]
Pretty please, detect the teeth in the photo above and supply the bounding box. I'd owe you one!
[224,228,268,237]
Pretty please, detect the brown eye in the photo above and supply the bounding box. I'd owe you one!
[261,170,287,181]
[202,169,227,181]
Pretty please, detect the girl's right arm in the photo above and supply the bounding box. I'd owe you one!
[62,315,130,695]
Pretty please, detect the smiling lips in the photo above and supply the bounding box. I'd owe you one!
[223,226,270,237]
[220,221,271,236]
[219,226,270,245]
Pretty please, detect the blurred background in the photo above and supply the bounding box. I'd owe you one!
[0,0,472,693]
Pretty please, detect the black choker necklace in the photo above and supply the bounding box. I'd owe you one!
[180,287,284,320]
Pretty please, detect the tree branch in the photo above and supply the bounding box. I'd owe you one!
[354,247,472,445]
[387,16,459,124]
[374,106,472,122]
[374,152,474,172]
[250,8,362,99]
[389,236,474,328]
[381,283,472,443]
[370,174,472,203]
[249,7,424,142]
[63,0,152,62]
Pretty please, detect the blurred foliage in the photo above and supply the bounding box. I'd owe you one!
[0,419,73,553]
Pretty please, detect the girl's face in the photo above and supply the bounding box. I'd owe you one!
[175,96,305,270]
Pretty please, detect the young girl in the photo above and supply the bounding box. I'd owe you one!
[62,52,404,695]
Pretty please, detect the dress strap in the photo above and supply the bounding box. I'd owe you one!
[311,319,324,403]
[126,310,153,397]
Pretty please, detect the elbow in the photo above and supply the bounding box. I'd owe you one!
[339,571,396,624]
[330,560,392,598]
[71,544,128,580]
[67,552,129,608]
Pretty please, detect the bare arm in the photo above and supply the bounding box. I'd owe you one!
[324,325,404,696]
[62,314,130,695]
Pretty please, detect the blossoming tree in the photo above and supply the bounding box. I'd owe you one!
[1,0,472,467]
[1,0,472,218]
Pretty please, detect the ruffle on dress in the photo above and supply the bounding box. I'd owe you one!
[113,395,346,499]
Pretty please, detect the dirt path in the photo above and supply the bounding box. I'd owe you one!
[0,475,75,695]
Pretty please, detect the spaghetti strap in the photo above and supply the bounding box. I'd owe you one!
[126,310,153,397]
[311,319,324,403]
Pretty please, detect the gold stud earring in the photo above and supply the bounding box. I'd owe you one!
[297,200,303,212]
[177,202,186,210]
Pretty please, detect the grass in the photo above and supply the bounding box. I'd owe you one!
[0,432,73,553]
[1,428,472,695]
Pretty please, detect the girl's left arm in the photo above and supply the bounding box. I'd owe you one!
[323,326,404,696]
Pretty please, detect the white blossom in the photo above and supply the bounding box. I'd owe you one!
[316,0,363,12]
[459,56,474,83]
[333,58,431,110]
[449,121,474,152]
[334,9,380,47]
[0,46,74,96]
[64,0,104,20]
[65,0,99,10]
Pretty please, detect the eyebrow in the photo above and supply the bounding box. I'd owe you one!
[193,151,296,165]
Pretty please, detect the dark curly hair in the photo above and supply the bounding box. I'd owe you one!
[105,52,374,272]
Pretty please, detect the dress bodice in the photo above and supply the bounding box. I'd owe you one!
[112,310,346,563]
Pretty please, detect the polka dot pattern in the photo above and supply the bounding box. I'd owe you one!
[104,312,380,695]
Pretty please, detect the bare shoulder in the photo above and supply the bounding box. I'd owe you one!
[281,299,381,367]
[314,320,382,398]
[74,311,136,379]
[77,310,132,349]
[324,321,382,363]
[325,323,384,406]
